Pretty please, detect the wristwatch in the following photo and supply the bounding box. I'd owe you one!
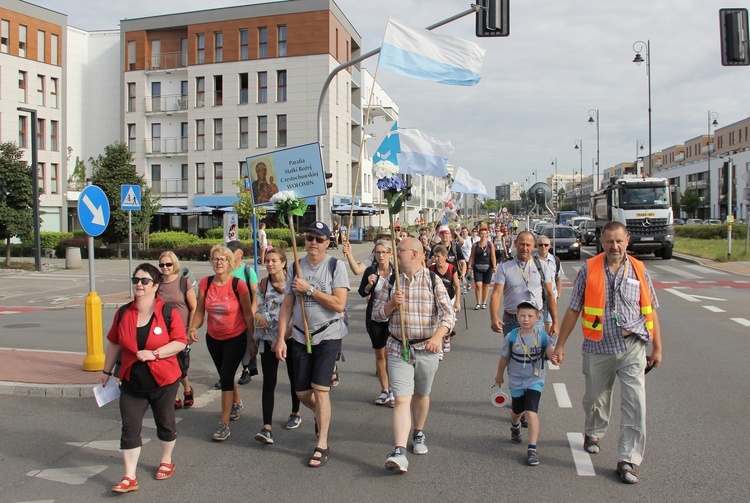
[306,286,315,296]
[152,349,160,361]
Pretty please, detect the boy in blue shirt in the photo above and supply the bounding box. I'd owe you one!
[494,301,557,466]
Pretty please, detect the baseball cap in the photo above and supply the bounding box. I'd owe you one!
[226,240,243,252]
[438,225,450,234]
[307,221,331,239]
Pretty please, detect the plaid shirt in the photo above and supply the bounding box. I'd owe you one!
[569,256,659,354]
[373,267,455,363]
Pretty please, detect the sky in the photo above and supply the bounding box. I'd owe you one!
[31,0,750,192]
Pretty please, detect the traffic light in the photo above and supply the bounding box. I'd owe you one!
[325,172,333,189]
[720,8,750,66]
[476,0,510,38]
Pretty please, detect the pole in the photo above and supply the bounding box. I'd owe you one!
[17,107,41,272]
[728,160,733,260]
[288,216,312,353]
[252,211,258,277]
[128,211,133,297]
[83,179,103,371]
[707,111,718,219]
[646,40,652,176]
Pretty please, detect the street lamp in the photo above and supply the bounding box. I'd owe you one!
[17,107,41,272]
[632,40,652,175]
[574,140,583,214]
[707,111,719,219]
[551,158,558,211]
[588,108,600,190]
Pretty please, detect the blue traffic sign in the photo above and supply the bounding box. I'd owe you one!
[78,185,111,237]
[121,184,141,211]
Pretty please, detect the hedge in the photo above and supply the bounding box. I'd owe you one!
[675,223,747,240]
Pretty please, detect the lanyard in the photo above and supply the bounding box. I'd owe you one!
[605,257,629,323]
[517,259,531,289]
[517,328,538,369]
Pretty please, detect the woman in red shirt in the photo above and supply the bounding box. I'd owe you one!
[188,245,253,442]
[101,263,187,493]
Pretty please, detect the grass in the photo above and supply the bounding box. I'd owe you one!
[0,261,37,271]
[674,237,750,262]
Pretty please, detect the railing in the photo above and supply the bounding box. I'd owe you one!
[351,66,361,88]
[351,104,361,125]
[148,51,187,71]
[151,177,188,195]
[145,137,188,155]
[145,94,188,113]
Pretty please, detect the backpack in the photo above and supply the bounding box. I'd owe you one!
[290,257,347,325]
[507,328,549,369]
[180,268,199,299]
[428,262,456,299]
[203,275,243,301]
[532,256,549,304]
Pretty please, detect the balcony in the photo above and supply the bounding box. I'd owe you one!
[145,137,188,156]
[350,66,361,89]
[351,104,362,126]
[146,51,187,72]
[674,153,685,162]
[145,94,188,114]
[151,177,188,196]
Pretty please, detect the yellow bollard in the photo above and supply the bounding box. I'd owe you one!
[82,291,105,371]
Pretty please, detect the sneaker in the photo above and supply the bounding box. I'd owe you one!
[229,401,243,421]
[412,432,428,455]
[284,414,302,430]
[214,380,221,390]
[511,425,522,444]
[474,304,481,310]
[237,368,252,385]
[254,428,274,445]
[438,351,444,361]
[374,390,390,406]
[520,415,528,428]
[442,339,451,353]
[385,450,409,473]
[526,449,540,466]
[481,303,487,309]
[583,435,600,454]
[388,390,395,408]
[213,422,230,441]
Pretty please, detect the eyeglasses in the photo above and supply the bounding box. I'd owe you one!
[538,243,550,247]
[212,257,229,263]
[397,248,417,254]
[158,262,173,268]
[306,235,327,243]
[131,277,154,285]
[374,250,391,254]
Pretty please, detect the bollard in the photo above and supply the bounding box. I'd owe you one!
[65,246,82,269]
[82,291,105,371]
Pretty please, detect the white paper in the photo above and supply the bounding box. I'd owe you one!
[93,383,120,407]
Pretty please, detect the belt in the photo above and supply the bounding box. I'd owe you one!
[293,319,339,338]
[389,333,431,345]
[503,311,515,318]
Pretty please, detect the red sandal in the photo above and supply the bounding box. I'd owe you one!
[112,476,139,493]
[183,387,194,409]
[155,462,175,480]
[174,399,183,410]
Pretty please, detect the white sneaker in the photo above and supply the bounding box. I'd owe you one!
[385,450,409,473]
[412,431,428,455]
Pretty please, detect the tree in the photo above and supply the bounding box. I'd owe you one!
[231,179,267,237]
[90,142,159,255]
[680,188,701,218]
[481,199,501,214]
[0,143,34,266]
[67,146,87,191]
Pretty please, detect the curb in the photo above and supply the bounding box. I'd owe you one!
[0,381,94,398]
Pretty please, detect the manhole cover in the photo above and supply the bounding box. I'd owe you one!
[4,323,42,329]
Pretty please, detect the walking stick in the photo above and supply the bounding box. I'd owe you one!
[390,218,409,362]
[288,217,312,354]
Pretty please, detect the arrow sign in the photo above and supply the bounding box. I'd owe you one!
[78,185,110,237]
[82,194,105,225]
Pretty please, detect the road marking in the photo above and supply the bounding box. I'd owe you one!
[734,280,750,284]
[27,465,108,485]
[547,362,560,370]
[0,311,22,315]
[553,383,572,408]
[696,280,717,284]
[143,417,182,429]
[703,306,726,313]
[654,265,702,279]
[731,318,750,327]
[664,288,726,303]
[189,389,220,409]
[684,264,727,276]
[567,432,596,476]
[351,304,367,311]
[66,438,151,451]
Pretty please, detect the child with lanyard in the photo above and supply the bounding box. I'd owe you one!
[494,301,557,467]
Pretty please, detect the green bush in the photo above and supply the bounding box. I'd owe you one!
[149,231,204,250]
[0,243,34,257]
[54,237,117,259]
[675,224,746,240]
[36,231,73,249]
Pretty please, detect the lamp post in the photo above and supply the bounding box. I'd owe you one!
[17,107,41,272]
[551,158,558,212]
[532,170,537,183]
[588,109,600,190]
[574,140,583,214]
[632,40,652,175]
[707,111,719,219]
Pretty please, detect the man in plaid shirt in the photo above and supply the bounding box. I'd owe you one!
[373,237,455,474]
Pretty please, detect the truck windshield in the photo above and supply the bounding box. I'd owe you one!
[620,186,670,209]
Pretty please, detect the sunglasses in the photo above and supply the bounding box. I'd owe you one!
[131,277,154,285]
[538,243,550,247]
[158,262,173,268]
[306,235,327,243]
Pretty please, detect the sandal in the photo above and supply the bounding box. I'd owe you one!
[616,461,638,484]
[155,462,175,480]
[331,365,339,387]
[174,399,183,410]
[112,476,139,493]
[183,387,194,409]
[308,447,329,468]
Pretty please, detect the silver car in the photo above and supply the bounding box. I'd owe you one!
[543,225,581,260]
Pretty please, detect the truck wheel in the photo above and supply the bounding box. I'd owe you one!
[661,246,673,260]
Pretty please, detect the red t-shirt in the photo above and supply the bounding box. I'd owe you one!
[199,276,250,340]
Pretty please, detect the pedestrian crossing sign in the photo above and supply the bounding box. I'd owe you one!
[121,184,141,211]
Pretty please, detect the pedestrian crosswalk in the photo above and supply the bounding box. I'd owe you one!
[564,263,728,281]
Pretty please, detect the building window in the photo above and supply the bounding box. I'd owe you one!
[19,25,26,58]
[181,122,188,152]
[196,119,205,150]
[50,34,58,65]
[1,20,9,54]
[196,77,205,107]
[51,164,59,194]
[214,75,223,106]
[37,30,45,62]
[151,81,161,112]
[278,25,287,57]
[214,162,223,193]
[240,29,249,60]
[36,75,44,106]
[151,123,161,153]
[180,164,188,192]
[258,27,267,59]
[36,119,45,150]
[257,72,267,103]
[151,165,161,194]
[277,70,287,102]
[277,115,287,147]
[50,120,58,151]
[151,39,161,69]
[126,82,136,112]
[50,78,58,108]
[196,33,205,64]
[239,73,249,104]
[240,160,249,178]
[196,163,205,193]
[239,117,249,148]
[18,116,27,148]
[214,32,223,62]
[214,119,223,150]
[127,40,136,70]
[38,163,45,192]
[127,124,136,152]
[19,71,27,102]
[258,116,267,148]
[180,80,188,109]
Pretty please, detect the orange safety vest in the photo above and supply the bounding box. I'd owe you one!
[581,253,654,341]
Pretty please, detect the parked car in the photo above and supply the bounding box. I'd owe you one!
[703,219,722,225]
[543,225,581,259]
[532,221,551,236]
[673,218,685,225]
[575,220,597,245]
[685,218,703,225]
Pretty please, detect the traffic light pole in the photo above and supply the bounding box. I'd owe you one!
[17,107,42,272]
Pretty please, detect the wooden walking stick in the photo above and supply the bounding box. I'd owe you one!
[288,217,312,354]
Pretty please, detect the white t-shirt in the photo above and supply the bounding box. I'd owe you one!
[258,229,267,248]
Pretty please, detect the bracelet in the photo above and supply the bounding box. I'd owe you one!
[188,327,197,334]
[102,370,113,376]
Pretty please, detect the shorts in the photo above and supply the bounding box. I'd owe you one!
[290,338,342,392]
[387,349,439,397]
[542,303,552,323]
[510,388,542,415]
[473,266,493,284]
[367,321,390,350]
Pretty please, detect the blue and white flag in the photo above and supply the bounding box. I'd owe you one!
[378,18,486,86]
[371,121,400,164]
[452,167,489,196]
[396,128,454,178]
